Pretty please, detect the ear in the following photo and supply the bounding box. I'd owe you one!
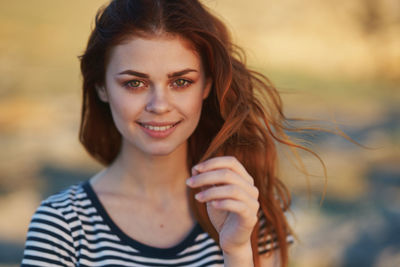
[95,84,109,103]
[202,78,212,100]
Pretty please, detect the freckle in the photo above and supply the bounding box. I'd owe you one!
[160,224,164,228]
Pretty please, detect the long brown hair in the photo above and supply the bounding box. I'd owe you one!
[79,0,322,266]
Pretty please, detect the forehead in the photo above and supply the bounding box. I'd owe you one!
[106,34,202,74]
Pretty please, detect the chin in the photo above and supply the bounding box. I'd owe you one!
[142,144,182,157]
[147,149,174,156]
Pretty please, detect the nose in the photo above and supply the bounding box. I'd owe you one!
[145,86,171,114]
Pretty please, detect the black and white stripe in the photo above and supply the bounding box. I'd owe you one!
[22,181,291,266]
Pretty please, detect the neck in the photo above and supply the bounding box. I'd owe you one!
[95,140,190,200]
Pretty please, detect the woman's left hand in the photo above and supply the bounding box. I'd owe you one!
[186,156,260,254]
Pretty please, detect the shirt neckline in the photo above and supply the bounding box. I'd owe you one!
[82,180,203,258]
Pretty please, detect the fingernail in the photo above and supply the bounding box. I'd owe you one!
[191,166,200,175]
[195,192,203,201]
[194,162,203,170]
[186,178,193,186]
[194,163,203,170]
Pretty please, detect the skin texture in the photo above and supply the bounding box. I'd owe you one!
[188,157,280,266]
[93,34,279,266]
[92,34,211,248]
[187,157,259,253]
[97,34,211,157]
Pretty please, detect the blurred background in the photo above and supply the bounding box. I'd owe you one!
[0,0,399,266]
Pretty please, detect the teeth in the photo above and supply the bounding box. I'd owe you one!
[142,124,175,131]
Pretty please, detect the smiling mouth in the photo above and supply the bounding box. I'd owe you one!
[137,121,181,132]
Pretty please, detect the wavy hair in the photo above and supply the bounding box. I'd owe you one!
[79,0,327,266]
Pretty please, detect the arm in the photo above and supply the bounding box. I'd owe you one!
[21,202,76,267]
[222,241,254,267]
[187,156,292,267]
[222,243,282,267]
[186,156,259,267]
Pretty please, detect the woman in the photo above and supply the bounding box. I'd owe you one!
[21,0,300,266]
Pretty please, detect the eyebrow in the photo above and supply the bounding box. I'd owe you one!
[168,68,198,78]
[117,68,198,78]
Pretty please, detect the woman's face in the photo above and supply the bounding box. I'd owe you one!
[99,34,211,157]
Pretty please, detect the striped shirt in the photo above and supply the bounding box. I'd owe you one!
[21,181,292,266]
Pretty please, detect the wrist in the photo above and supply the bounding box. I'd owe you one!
[222,241,254,267]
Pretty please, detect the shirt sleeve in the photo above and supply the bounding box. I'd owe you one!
[257,211,294,254]
[21,201,76,267]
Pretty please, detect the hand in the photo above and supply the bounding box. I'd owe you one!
[186,156,260,254]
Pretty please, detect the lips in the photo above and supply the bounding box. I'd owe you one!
[137,121,181,137]
[141,123,175,131]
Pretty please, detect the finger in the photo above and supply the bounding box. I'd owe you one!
[189,169,245,187]
[192,156,254,185]
[195,184,259,211]
[209,199,258,227]
[187,169,259,199]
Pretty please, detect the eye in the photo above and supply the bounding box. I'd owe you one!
[124,80,146,89]
[172,79,192,89]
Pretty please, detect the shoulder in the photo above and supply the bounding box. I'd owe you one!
[43,182,87,207]
[32,182,91,232]
[21,183,88,266]
[27,182,88,236]
[38,182,91,215]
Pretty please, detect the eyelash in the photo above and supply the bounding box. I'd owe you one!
[123,78,193,90]
[124,80,146,89]
[171,79,193,89]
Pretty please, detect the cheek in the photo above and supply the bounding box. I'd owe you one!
[180,91,205,117]
[108,94,144,122]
